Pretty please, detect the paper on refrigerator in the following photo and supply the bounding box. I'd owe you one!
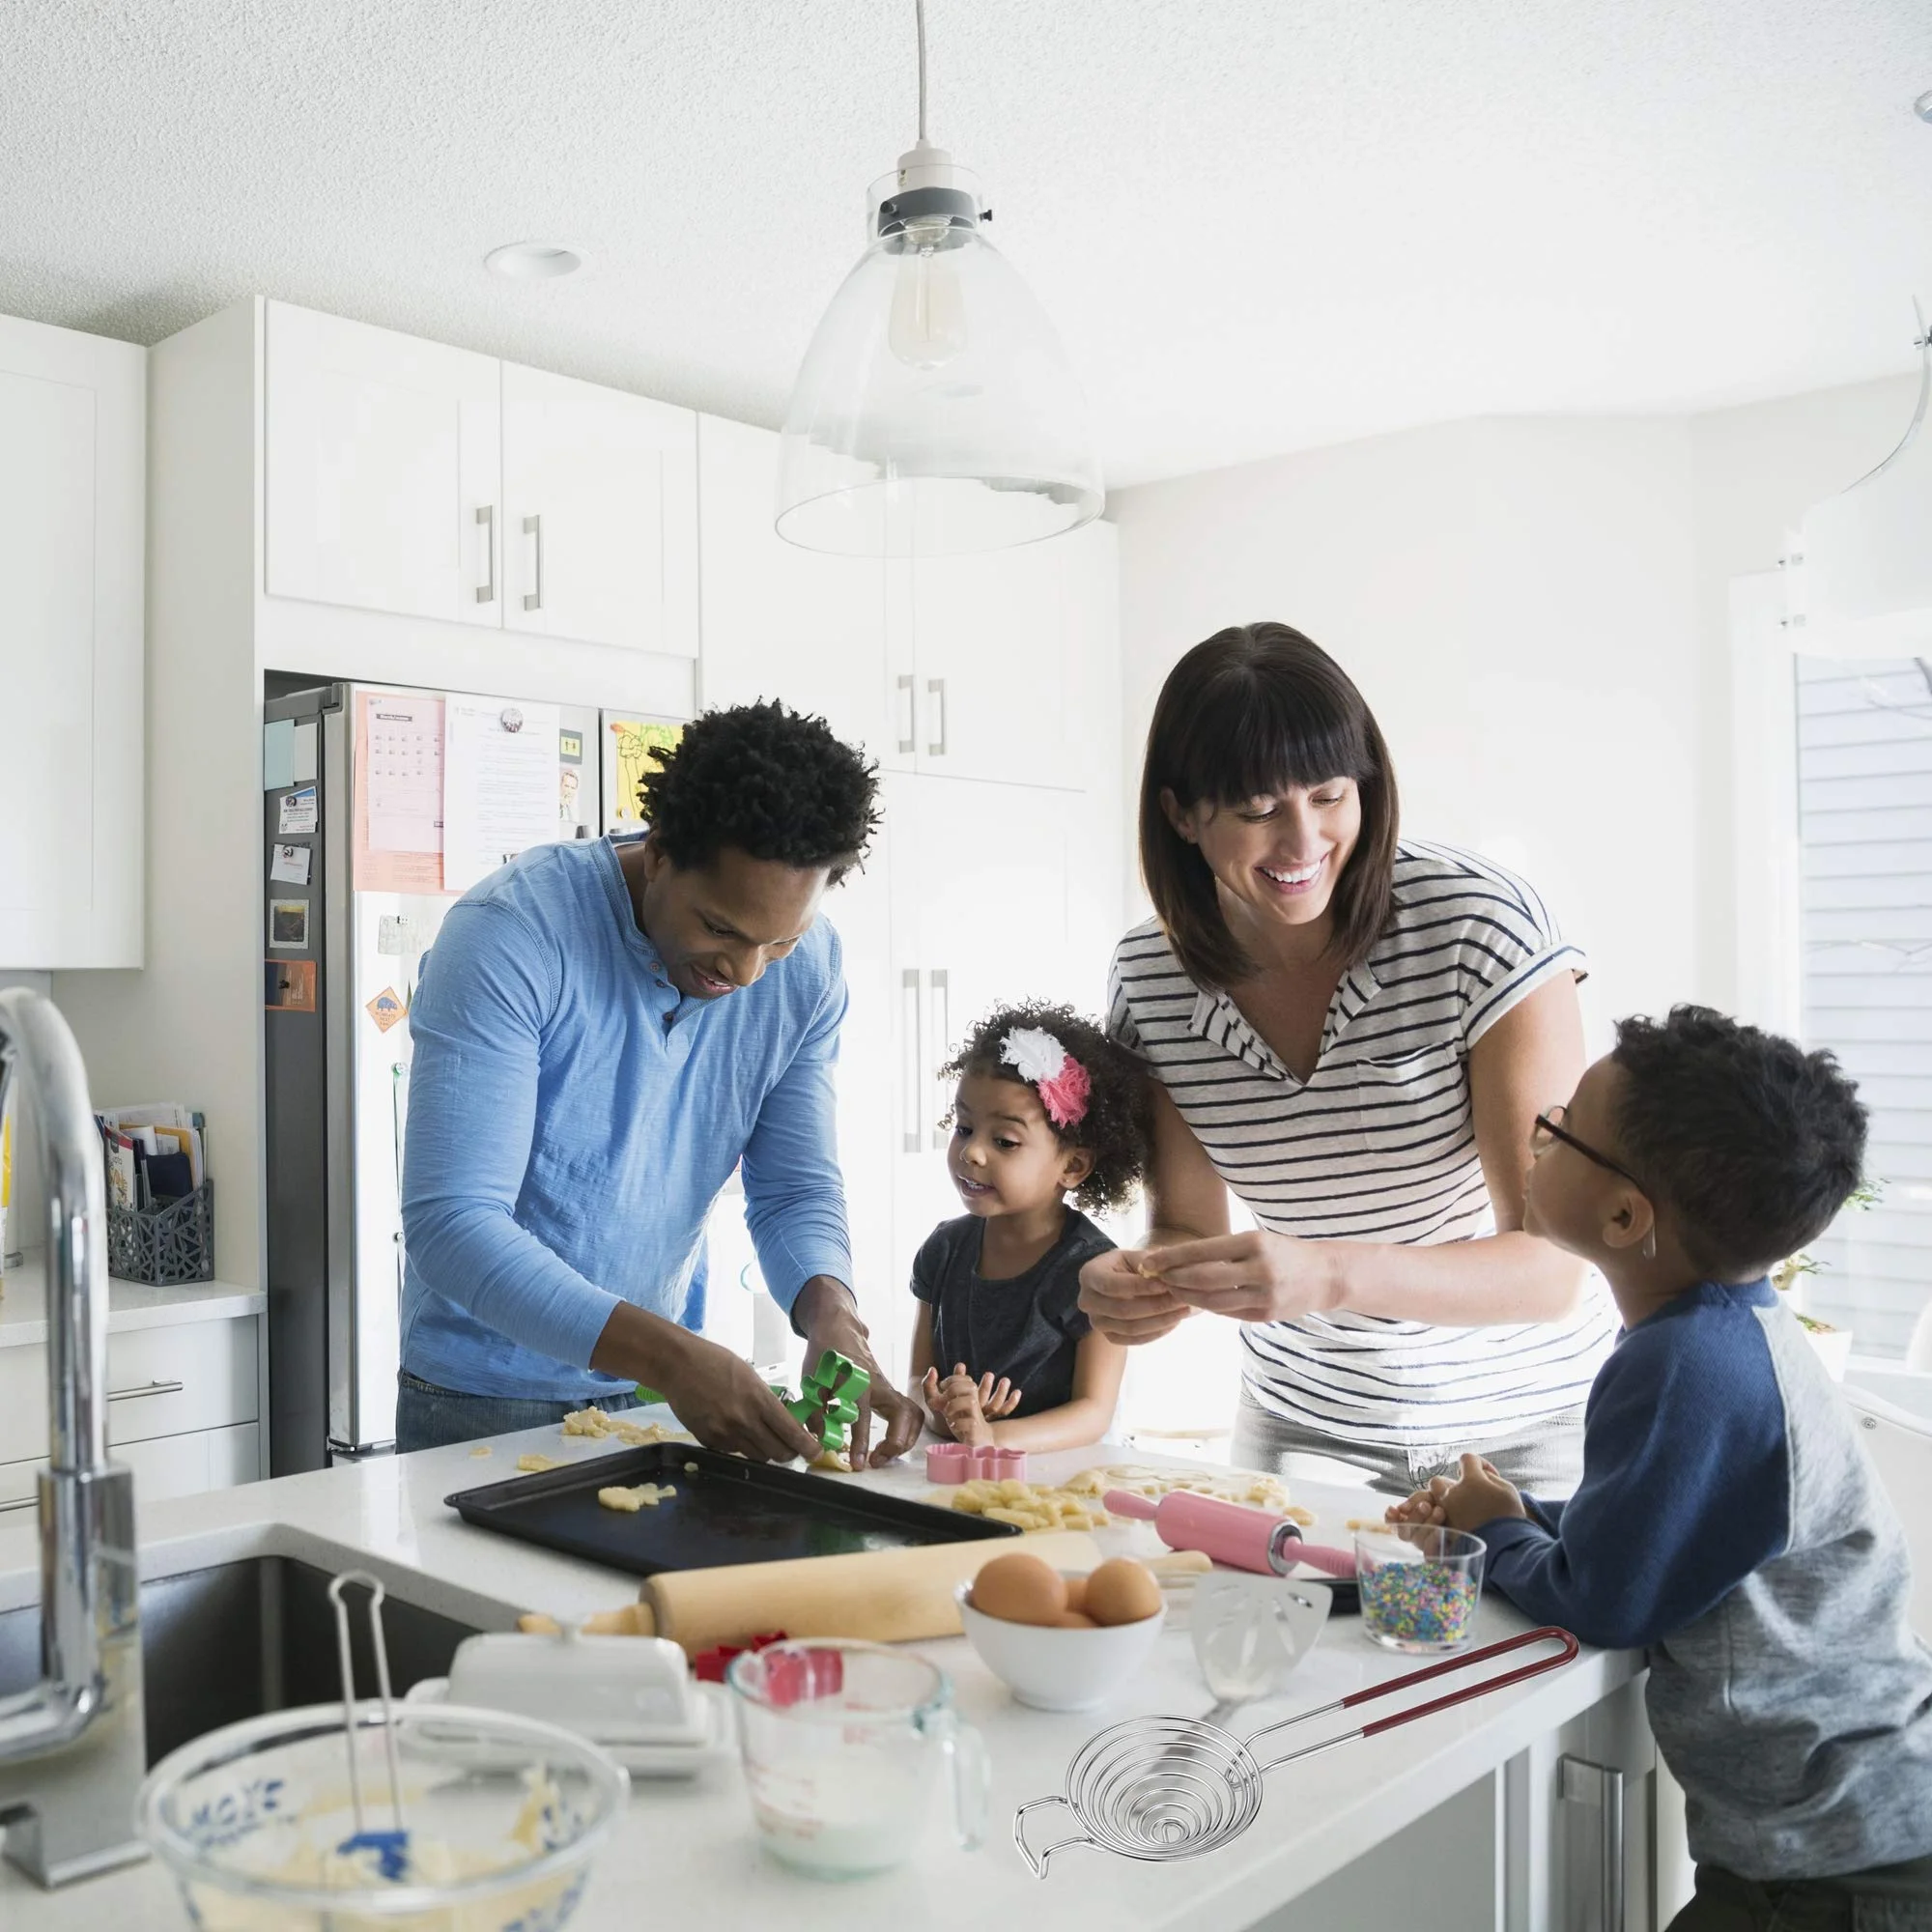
[442,697,564,893]
[354,690,446,894]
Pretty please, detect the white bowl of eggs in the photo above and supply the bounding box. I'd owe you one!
[956,1553,1167,1713]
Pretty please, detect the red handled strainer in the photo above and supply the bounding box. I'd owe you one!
[1013,1625,1577,1877]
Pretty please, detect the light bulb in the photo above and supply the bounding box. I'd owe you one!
[888,223,968,369]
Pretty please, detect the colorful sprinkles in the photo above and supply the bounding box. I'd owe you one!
[1358,1550,1481,1650]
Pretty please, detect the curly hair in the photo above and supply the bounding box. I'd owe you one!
[637,700,879,881]
[942,1002,1153,1214]
[1610,1006,1868,1281]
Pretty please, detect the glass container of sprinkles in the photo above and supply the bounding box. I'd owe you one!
[1354,1526,1486,1654]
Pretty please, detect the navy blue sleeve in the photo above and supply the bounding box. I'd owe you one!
[910,1224,955,1306]
[1478,1306,1791,1651]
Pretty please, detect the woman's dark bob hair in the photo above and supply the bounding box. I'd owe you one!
[1141,624,1400,988]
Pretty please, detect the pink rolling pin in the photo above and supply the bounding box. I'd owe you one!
[1103,1489,1356,1578]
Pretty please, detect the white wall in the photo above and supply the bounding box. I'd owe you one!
[1112,415,1702,1046]
[1688,371,1921,1009]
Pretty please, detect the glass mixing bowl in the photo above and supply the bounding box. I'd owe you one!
[137,1700,628,1930]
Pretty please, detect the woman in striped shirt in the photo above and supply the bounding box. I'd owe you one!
[1084,624,1615,1493]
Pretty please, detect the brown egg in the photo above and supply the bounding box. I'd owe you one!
[1083,1557,1162,1628]
[971,1552,1068,1626]
[1053,1611,1097,1629]
[1062,1575,1089,1617]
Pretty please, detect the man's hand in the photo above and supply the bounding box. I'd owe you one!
[1438,1452,1527,1532]
[1077,1248,1193,1345]
[793,1276,922,1468]
[592,1301,818,1461]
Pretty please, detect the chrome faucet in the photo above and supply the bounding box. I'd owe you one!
[0,988,146,1886]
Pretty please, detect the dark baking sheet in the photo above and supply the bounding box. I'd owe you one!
[444,1443,1021,1577]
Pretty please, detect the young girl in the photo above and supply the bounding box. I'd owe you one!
[908,1002,1152,1452]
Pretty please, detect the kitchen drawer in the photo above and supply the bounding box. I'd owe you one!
[0,1316,259,1464]
[0,1422,261,1523]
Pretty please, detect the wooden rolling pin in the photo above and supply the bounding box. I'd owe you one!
[518,1531,1105,1653]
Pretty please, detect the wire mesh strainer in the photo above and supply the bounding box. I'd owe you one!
[1014,1625,1577,1877]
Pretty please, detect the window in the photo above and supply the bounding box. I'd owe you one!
[1796,655,1932,1358]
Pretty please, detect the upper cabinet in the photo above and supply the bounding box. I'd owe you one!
[501,364,696,656]
[696,415,888,754]
[264,303,697,658]
[0,313,144,969]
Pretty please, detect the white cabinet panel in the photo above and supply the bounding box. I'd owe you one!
[503,363,697,657]
[883,773,1080,1301]
[0,1422,261,1520]
[904,539,1079,789]
[0,1315,260,1464]
[266,301,499,627]
[696,416,888,753]
[0,315,143,968]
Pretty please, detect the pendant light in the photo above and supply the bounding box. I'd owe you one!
[1788,303,1932,650]
[776,0,1103,557]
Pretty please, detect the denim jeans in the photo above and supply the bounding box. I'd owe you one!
[394,1371,639,1453]
[1230,1388,1587,1498]
[1665,1853,1932,1931]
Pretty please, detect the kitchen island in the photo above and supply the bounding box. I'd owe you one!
[0,1415,1652,1930]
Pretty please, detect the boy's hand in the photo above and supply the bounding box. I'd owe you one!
[1385,1476,1452,1527]
[1440,1452,1527,1531]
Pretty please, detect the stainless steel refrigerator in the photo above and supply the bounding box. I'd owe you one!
[263,682,677,1472]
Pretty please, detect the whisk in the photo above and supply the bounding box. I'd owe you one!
[1014,1625,1577,1877]
[327,1568,411,1880]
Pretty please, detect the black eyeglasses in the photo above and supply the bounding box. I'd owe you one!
[1531,1106,1643,1188]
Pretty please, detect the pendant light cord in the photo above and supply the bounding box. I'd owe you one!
[915,0,928,141]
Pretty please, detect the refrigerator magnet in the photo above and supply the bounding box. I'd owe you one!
[365,986,406,1034]
[266,958,317,1012]
[270,842,312,885]
[269,899,310,949]
[278,784,319,836]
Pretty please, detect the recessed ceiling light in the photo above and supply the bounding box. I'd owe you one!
[1917,89,1932,123]
[485,242,584,280]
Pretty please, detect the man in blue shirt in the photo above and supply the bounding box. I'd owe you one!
[397,700,920,1465]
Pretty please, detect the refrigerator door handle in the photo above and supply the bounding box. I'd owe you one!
[901,969,923,1153]
[928,969,950,1151]
[523,512,545,612]
[475,504,496,604]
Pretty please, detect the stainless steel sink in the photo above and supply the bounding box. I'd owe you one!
[0,1556,481,1769]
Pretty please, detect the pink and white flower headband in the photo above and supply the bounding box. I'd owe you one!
[1000,1026,1092,1130]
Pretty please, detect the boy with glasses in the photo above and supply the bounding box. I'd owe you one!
[1394,1006,1932,1931]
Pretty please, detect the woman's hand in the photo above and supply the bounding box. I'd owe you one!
[1077,1248,1194,1345]
[1139,1228,1342,1323]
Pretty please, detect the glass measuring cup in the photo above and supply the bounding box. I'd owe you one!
[725,1639,988,1878]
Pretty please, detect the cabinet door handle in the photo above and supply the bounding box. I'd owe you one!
[901,968,923,1152]
[896,675,916,754]
[1557,1755,1626,1932]
[928,969,950,1150]
[475,504,496,604]
[523,512,544,611]
[106,1378,185,1403]
[0,1494,36,1515]
[927,677,948,756]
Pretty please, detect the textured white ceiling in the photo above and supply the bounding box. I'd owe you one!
[1,1,1928,485]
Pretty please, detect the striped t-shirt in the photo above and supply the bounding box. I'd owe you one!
[1109,840,1616,1450]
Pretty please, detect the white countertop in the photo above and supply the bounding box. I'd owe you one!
[0,1420,1641,1929]
[0,1251,264,1348]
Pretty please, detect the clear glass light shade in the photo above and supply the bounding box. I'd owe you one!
[1797,320,1932,630]
[777,174,1103,557]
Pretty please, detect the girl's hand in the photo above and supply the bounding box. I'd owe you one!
[935,1364,1020,1448]
[1385,1477,1452,1527]
[1078,1248,1193,1345]
[920,1367,956,1438]
[1138,1229,1341,1323]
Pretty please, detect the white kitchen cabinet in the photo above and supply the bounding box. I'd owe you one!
[0,1422,260,1520]
[502,362,697,657]
[0,313,144,969]
[0,1314,259,1465]
[265,301,500,628]
[696,415,889,753]
[265,302,698,655]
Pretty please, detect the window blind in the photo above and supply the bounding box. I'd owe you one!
[1797,654,1932,1358]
